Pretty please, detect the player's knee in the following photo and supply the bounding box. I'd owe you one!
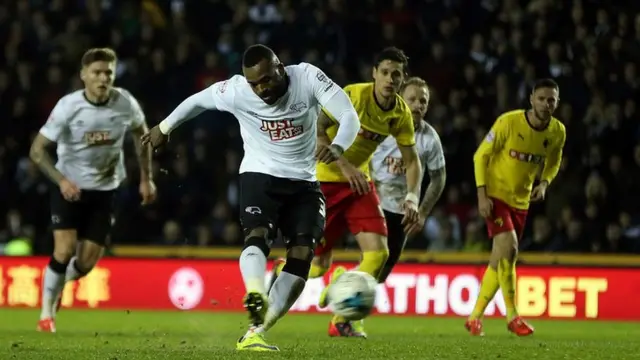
[243,228,271,258]
[355,232,389,252]
[52,230,77,262]
[282,255,311,281]
[244,227,270,241]
[491,231,518,262]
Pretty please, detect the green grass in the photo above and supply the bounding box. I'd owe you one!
[1,309,639,359]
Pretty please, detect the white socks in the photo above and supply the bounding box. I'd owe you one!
[65,256,82,282]
[239,246,268,294]
[40,266,65,320]
[263,271,306,331]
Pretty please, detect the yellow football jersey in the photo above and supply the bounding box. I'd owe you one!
[474,110,566,210]
[318,82,415,182]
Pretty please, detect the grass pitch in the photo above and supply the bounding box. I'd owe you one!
[1,309,639,359]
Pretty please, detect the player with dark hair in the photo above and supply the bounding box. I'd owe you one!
[142,44,360,351]
[466,78,566,336]
[270,47,423,338]
[371,77,446,282]
[32,47,156,332]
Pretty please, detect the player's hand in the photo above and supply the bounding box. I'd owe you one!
[401,200,420,229]
[338,161,370,195]
[477,195,493,218]
[139,180,157,205]
[59,178,81,202]
[141,125,169,150]
[316,144,344,164]
[404,214,425,236]
[531,182,548,202]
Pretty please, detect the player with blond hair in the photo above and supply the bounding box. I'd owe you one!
[32,48,156,332]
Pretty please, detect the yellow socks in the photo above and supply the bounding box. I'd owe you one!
[309,263,328,279]
[470,266,500,319]
[275,261,328,279]
[498,258,518,321]
[356,250,389,280]
[331,250,388,324]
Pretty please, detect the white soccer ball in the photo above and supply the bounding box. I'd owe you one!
[328,270,378,321]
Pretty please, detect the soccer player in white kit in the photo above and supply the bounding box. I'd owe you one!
[29,48,157,333]
[371,77,447,282]
[142,44,360,351]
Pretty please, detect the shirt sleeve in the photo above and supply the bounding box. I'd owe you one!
[304,64,360,150]
[425,130,446,171]
[159,77,237,134]
[541,124,566,184]
[473,115,510,187]
[390,106,416,147]
[39,98,69,142]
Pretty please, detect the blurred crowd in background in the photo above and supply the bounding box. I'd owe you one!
[1,0,640,254]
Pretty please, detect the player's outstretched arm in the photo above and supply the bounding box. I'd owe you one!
[158,86,223,135]
[29,134,65,185]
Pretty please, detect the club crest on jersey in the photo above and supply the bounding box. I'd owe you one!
[260,119,303,141]
[289,101,307,113]
[84,131,115,146]
[509,149,544,164]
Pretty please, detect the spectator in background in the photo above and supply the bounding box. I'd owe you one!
[1,0,640,254]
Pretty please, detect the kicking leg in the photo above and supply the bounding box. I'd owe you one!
[39,229,77,332]
[263,237,315,331]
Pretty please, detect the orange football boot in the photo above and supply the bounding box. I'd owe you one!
[507,316,534,336]
[464,318,484,336]
[328,321,367,338]
[37,318,56,333]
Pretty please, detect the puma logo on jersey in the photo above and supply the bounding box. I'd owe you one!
[84,131,115,146]
[260,119,304,141]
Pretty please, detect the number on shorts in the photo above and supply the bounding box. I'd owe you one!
[319,197,326,219]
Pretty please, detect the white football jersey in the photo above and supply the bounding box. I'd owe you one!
[371,121,445,214]
[204,63,341,181]
[38,88,145,191]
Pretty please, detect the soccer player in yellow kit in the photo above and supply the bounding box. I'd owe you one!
[271,47,422,338]
[466,79,566,336]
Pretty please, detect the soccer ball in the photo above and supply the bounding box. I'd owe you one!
[328,270,378,321]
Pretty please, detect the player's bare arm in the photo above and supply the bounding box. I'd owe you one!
[398,144,421,229]
[130,124,157,205]
[30,134,80,201]
[418,167,446,220]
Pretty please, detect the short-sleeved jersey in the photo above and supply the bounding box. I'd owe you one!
[38,88,145,191]
[317,82,415,182]
[205,63,342,181]
[372,121,445,214]
[474,110,566,210]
